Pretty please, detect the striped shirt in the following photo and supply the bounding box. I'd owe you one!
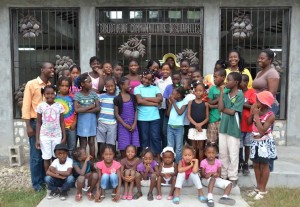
[98,93,116,124]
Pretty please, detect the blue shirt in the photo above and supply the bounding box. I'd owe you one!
[98,93,116,124]
[134,84,160,121]
[163,84,174,100]
[168,99,187,126]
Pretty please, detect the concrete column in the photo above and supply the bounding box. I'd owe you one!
[203,4,220,76]
[79,7,96,73]
[0,7,14,156]
[286,3,300,146]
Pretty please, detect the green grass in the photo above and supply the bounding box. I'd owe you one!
[0,189,46,207]
[243,187,300,207]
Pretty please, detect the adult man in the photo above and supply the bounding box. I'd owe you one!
[22,62,55,191]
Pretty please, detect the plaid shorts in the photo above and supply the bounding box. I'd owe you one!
[206,121,220,143]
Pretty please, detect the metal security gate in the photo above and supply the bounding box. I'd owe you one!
[96,8,203,72]
[220,8,291,119]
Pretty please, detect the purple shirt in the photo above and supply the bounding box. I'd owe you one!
[163,84,174,100]
[137,160,158,176]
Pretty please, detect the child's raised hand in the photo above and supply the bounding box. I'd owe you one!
[95,67,103,76]
[219,85,225,92]
[85,155,93,162]
[253,105,261,115]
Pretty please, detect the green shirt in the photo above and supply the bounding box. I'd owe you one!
[219,90,244,138]
[208,86,229,123]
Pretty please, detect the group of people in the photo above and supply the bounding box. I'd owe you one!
[22,49,280,206]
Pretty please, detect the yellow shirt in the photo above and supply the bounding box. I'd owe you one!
[225,68,253,89]
[22,77,51,119]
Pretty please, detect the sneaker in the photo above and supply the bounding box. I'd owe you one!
[47,190,60,200]
[243,163,250,176]
[60,191,68,201]
[219,197,236,206]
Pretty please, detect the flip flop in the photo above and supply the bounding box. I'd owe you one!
[75,193,82,202]
[173,197,180,204]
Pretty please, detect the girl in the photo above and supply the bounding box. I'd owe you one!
[187,83,209,163]
[134,69,162,161]
[188,64,199,79]
[72,147,98,201]
[88,56,104,94]
[173,145,207,204]
[74,73,100,159]
[114,77,139,158]
[136,148,159,201]
[247,91,277,200]
[157,146,178,200]
[95,145,122,202]
[112,62,124,84]
[36,85,66,173]
[166,86,187,163]
[200,142,236,207]
[147,59,161,83]
[205,59,227,86]
[120,145,141,200]
[179,58,190,80]
[97,77,117,159]
[69,65,81,97]
[55,77,77,156]
[125,59,141,94]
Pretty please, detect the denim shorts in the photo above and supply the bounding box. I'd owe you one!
[240,132,251,147]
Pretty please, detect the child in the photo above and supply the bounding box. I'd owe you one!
[112,62,124,83]
[95,145,122,202]
[97,77,117,159]
[147,59,161,83]
[136,148,159,201]
[55,77,77,156]
[173,145,207,204]
[163,72,181,102]
[239,74,256,175]
[204,59,227,86]
[179,58,190,80]
[218,72,244,187]
[247,91,277,200]
[187,83,209,163]
[207,69,227,143]
[45,144,74,201]
[134,69,162,161]
[36,85,66,173]
[156,63,173,149]
[125,59,141,94]
[188,64,199,79]
[192,70,203,82]
[88,56,103,94]
[200,142,236,207]
[60,68,71,78]
[74,73,100,159]
[72,147,98,201]
[69,65,81,97]
[114,77,139,158]
[120,145,141,200]
[166,86,187,163]
[157,146,178,200]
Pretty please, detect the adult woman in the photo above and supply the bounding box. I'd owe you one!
[162,53,180,71]
[225,50,253,89]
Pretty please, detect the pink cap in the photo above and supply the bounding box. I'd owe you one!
[256,91,274,108]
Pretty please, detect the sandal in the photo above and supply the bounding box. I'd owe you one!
[127,194,133,200]
[147,192,154,201]
[75,193,82,202]
[156,195,162,200]
[167,195,173,200]
[95,195,105,203]
[122,194,127,200]
[173,197,180,204]
[247,188,259,197]
[133,191,143,200]
[254,191,268,200]
[207,199,214,207]
[87,192,94,201]
[199,196,208,203]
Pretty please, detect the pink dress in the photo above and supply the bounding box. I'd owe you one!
[129,80,141,94]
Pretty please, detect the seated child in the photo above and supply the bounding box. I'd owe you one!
[95,145,122,202]
[45,144,75,201]
[200,142,236,207]
[120,145,141,200]
[157,146,178,200]
[173,145,207,204]
[72,147,98,201]
[136,148,159,201]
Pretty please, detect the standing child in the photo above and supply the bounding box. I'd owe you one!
[97,77,117,159]
[166,86,187,163]
[74,73,100,159]
[173,145,207,204]
[95,145,122,202]
[69,65,81,97]
[88,56,104,94]
[112,61,124,95]
[72,147,98,201]
[55,77,77,156]
[45,144,74,201]
[136,148,159,201]
[157,146,178,200]
[204,59,227,87]
[179,59,190,80]
[36,85,66,173]
[135,69,162,161]
[201,142,236,207]
[218,72,244,187]
[120,145,141,200]
[125,59,141,94]
[239,74,256,175]
[147,59,161,83]
[163,72,181,101]
[187,83,209,163]
[247,91,277,200]
[114,77,139,158]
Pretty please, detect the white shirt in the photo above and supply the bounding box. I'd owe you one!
[183,93,196,125]
[156,76,173,109]
[51,157,73,171]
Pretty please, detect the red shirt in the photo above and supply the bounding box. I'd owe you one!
[241,89,256,132]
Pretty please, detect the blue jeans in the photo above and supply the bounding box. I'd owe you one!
[100,173,119,189]
[66,128,77,155]
[167,125,184,163]
[29,119,45,191]
[159,109,168,149]
[45,175,75,192]
[137,119,162,155]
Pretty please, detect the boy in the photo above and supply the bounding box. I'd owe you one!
[45,144,74,200]
[218,72,244,187]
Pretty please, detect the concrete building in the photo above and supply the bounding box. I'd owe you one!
[1,0,299,156]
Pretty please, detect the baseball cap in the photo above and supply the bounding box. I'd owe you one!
[54,144,69,152]
[160,146,176,158]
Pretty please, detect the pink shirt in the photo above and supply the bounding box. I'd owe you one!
[96,160,121,174]
[200,158,222,174]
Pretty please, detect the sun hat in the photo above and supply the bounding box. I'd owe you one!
[54,144,69,152]
[160,146,176,158]
[256,91,274,108]
[162,53,180,68]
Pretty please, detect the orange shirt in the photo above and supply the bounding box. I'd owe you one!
[22,77,51,119]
